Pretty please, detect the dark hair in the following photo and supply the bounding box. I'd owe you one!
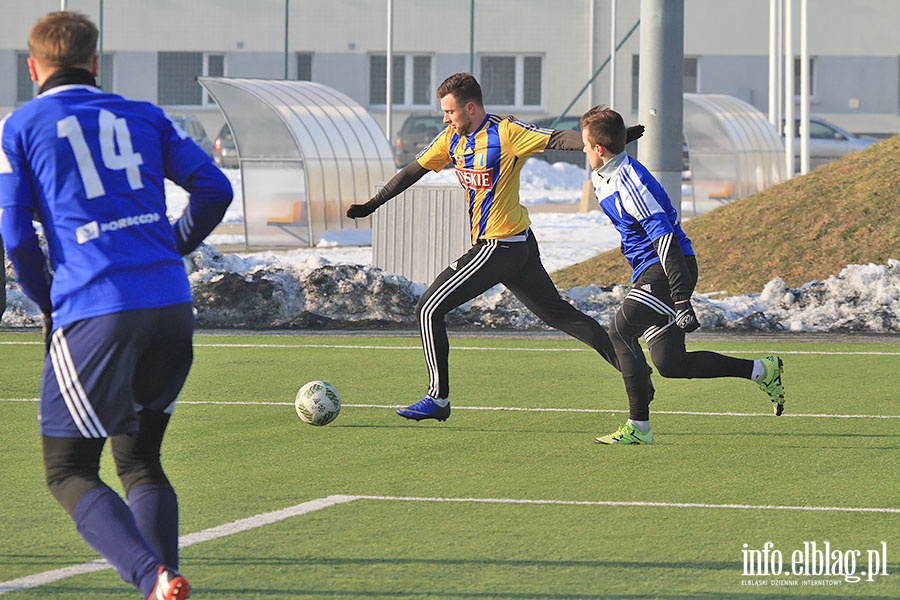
[28,11,98,68]
[436,72,483,107]
[580,105,627,154]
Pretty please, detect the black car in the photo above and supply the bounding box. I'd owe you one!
[167,114,214,158]
[530,115,586,167]
[213,123,239,169]
[393,115,446,167]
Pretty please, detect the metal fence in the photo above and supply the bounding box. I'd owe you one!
[372,185,469,285]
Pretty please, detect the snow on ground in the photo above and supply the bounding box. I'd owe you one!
[3,161,899,333]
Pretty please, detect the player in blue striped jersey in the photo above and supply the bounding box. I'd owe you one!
[580,106,784,445]
[0,11,232,599]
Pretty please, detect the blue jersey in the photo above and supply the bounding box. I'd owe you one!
[0,83,223,327]
[590,152,694,282]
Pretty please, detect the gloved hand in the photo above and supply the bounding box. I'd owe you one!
[626,124,645,144]
[346,201,377,219]
[41,308,53,353]
[674,300,700,333]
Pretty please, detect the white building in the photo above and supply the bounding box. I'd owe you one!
[1,0,898,140]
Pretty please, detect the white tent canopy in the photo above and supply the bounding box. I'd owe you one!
[198,77,395,247]
[683,93,785,214]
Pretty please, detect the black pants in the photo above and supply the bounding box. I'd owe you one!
[609,259,753,421]
[416,230,618,399]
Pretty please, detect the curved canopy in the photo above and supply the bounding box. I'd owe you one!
[198,77,395,247]
[683,93,785,214]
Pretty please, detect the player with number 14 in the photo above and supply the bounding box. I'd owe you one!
[0,10,232,600]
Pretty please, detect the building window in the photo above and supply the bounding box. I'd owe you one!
[296,52,312,81]
[480,55,543,108]
[97,53,114,93]
[631,55,699,110]
[158,51,224,106]
[16,52,34,103]
[684,57,698,93]
[369,54,432,108]
[793,56,816,98]
[523,56,542,106]
[481,56,515,105]
[631,55,640,112]
[412,55,431,105]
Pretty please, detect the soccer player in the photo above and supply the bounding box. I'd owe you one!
[580,106,784,445]
[347,72,643,422]
[0,11,232,599]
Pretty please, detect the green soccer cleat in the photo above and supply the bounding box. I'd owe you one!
[594,422,653,445]
[758,355,785,415]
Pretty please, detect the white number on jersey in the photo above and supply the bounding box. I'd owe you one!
[57,109,145,199]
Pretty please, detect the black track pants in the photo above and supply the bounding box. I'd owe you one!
[416,231,619,399]
[608,260,753,421]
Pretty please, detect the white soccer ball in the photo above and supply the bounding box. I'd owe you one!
[294,380,341,426]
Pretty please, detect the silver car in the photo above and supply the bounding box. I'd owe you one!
[788,117,876,170]
[167,114,214,158]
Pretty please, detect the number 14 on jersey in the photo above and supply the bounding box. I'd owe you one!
[57,109,144,199]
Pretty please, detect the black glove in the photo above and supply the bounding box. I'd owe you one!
[346,201,378,219]
[674,300,700,333]
[626,124,645,144]
[41,308,53,354]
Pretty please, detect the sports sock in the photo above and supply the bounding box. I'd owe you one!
[750,360,765,383]
[627,419,651,433]
[128,483,180,570]
[72,485,161,596]
[431,397,449,407]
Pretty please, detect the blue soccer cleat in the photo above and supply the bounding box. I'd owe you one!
[397,396,451,421]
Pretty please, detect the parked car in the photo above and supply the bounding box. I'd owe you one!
[393,114,446,167]
[530,115,587,167]
[167,113,214,158]
[213,123,240,169]
[786,117,877,170]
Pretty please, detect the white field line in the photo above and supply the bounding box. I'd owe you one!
[3,339,900,356]
[353,495,900,514]
[199,344,900,356]
[0,495,358,594]
[3,397,898,419]
[2,493,897,594]
[346,404,900,419]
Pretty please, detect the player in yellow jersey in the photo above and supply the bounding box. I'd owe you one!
[347,73,643,421]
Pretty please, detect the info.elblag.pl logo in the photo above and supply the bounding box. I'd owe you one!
[742,541,889,585]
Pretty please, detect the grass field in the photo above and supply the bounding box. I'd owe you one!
[1,330,898,599]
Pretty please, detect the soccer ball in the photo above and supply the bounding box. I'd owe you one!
[294,380,341,426]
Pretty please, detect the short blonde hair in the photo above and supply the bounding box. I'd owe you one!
[28,11,98,68]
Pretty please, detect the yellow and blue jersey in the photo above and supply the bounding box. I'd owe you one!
[416,114,552,244]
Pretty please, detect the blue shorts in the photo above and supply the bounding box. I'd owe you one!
[39,304,194,438]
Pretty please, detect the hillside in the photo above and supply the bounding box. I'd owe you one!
[552,134,900,295]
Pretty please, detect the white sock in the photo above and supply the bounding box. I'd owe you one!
[628,419,650,433]
[750,360,765,383]
[431,397,449,407]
